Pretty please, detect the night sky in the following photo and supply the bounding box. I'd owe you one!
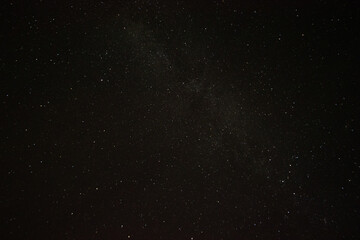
[1,0,360,239]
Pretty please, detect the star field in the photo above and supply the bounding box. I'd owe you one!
[1,0,360,239]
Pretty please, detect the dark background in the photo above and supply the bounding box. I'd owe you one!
[1,0,359,239]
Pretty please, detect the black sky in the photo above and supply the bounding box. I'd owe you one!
[1,0,360,239]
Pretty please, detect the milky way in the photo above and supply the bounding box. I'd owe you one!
[2,1,359,239]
